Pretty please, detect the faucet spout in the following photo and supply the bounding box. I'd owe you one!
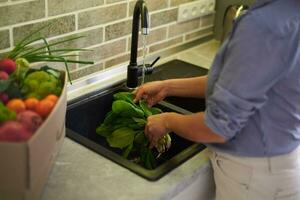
[126,0,150,89]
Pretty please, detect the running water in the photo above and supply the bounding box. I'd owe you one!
[141,34,147,86]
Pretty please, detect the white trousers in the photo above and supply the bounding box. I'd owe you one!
[209,146,300,200]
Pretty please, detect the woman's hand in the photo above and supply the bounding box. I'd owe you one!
[133,81,168,107]
[145,113,171,148]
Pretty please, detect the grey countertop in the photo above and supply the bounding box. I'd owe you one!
[41,40,220,200]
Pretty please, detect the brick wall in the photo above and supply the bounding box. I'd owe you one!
[0,0,214,80]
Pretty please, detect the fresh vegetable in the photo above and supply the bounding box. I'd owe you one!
[0,102,16,123]
[0,71,9,80]
[140,146,156,169]
[17,111,43,132]
[7,23,94,83]
[96,91,172,169]
[21,71,62,99]
[35,99,55,118]
[0,59,16,74]
[6,98,26,113]
[0,58,30,99]
[112,100,144,118]
[0,92,9,104]
[0,121,32,142]
[24,97,39,110]
[107,127,136,148]
[13,58,30,81]
[45,94,59,104]
[0,22,95,143]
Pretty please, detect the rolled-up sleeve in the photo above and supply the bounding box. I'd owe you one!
[205,84,258,139]
[204,12,293,140]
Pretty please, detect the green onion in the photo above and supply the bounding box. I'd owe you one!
[7,22,94,84]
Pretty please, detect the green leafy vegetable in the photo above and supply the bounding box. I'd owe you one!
[5,22,94,84]
[14,58,30,82]
[150,107,162,115]
[122,143,133,159]
[140,146,156,169]
[0,58,30,98]
[107,127,136,148]
[96,124,113,137]
[112,100,144,118]
[134,131,147,145]
[96,91,171,169]
[113,92,135,104]
[139,100,152,117]
[103,111,118,125]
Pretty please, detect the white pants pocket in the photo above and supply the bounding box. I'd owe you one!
[210,152,253,200]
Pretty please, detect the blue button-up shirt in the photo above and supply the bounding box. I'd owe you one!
[205,0,300,156]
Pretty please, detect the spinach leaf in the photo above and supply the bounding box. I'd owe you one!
[127,122,144,130]
[107,127,136,148]
[112,100,144,118]
[132,117,147,127]
[150,107,162,115]
[134,131,147,145]
[96,91,170,170]
[146,149,156,169]
[122,143,133,159]
[140,146,156,170]
[96,124,113,137]
[113,92,135,104]
[103,111,118,125]
[139,100,152,117]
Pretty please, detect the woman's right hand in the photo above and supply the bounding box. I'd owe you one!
[133,81,168,107]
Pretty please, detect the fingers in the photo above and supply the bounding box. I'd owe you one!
[133,81,165,106]
[147,96,156,107]
[145,126,154,148]
[133,86,155,106]
[145,120,157,149]
[144,116,166,149]
[133,86,144,103]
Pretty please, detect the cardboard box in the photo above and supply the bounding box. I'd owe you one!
[0,72,67,200]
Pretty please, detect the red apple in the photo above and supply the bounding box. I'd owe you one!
[0,59,16,74]
[0,70,9,80]
[0,121,32,142]
[17,111,43,132]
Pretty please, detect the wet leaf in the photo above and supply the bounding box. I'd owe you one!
[139,100,152,117]
[150,107,162,115]
[112,100,144,118]
[107,127,135,148]
[113,92,135,104]
[122,143,133,159]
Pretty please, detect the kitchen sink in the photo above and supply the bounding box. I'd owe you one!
[66,59,208,181]
[66,85,206,181]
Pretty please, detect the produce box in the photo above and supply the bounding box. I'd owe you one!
[0,71,67,200]
[0,23,93,200]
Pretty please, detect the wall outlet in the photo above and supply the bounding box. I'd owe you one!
[177,0,215,23]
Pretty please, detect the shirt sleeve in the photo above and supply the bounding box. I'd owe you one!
[204,13,292,140]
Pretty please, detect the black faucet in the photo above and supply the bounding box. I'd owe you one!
[126,0,159,89]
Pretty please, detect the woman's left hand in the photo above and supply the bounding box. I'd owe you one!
[145,113,171,148]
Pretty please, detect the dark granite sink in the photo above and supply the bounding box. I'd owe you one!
[66,59,208,181]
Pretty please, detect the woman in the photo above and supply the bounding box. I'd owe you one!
[134,0,300,199]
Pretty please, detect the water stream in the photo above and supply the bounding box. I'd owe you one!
[140,34,147,86]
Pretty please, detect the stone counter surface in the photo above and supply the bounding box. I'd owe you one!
[41,40,220,200]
